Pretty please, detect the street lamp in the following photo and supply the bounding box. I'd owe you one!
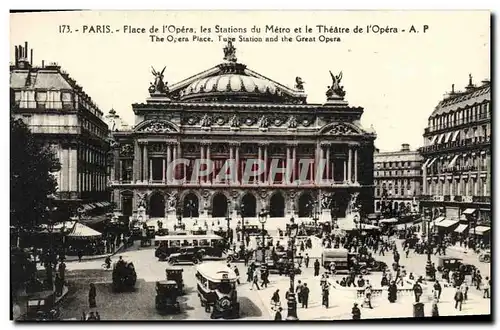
[258,209,268,264]
[424,209,434,281]
[286,217,299,321]
[226,200,231,244]
[240,203,246,254]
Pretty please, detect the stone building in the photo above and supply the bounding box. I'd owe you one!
[10,42,111,215]
[110,42,376,224]
[373,144,423,215]
[419,75,491,232]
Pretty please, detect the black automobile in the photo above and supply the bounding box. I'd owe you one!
[112,261,137,292]
[167,248,205,265]
[238,225,266,236]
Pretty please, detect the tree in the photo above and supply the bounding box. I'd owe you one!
[10,116,61,233]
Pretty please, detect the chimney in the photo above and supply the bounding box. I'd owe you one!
[401,143,410,152]
[17,41,31,69]
[481,79,490,86]
[465,73,475,91]
[30,48,33,65]
[42,60,45,68]
[14,46,18,66]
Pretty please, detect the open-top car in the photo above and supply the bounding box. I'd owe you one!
[436,256,476,275]
[24,290,60,321]
[167,247,205,265]
[155,280,181,313]
[112,260,137,292]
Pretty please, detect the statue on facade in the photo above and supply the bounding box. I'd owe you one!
[347,192,359,214]
[288,115,298,129]
[259,115,269,128]
[229,114,240,128]
[150,66,168,94]
[166,191,178,211]
[223,40,237,62]
[201,114,212,127]
[326,70,346,98]
[137,192,147,208]
[295,77,305,91]
[321,194,332,209]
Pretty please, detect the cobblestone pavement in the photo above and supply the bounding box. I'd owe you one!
[60,234,491,320]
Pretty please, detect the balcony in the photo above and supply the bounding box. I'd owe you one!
[473,196,490,203]
[28,124,81,135]
[424,113,491,134]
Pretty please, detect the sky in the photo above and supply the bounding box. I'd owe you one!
[10,10,490,152]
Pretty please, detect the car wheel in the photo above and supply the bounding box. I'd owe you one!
[193,258,199,265]
[169,258,177,265]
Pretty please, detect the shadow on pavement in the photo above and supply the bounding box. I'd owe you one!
[238,297,263,318]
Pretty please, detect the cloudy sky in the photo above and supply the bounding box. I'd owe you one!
[10,10,490,151]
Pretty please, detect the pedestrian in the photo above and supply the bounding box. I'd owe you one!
[413,281,423,303]
[483,276,490,298]
[431,299,439,317]
[95,311,101,321]
[454,286,463,311]
[233,265,240,285]
[304,253,310,268]
[314,259,320,277]
[363,282,373,309]
[274,307,283,321]
[78,249,83,262]
[271,289,281,310]
[301,283,309,308]
[388,281,397,303]
[405,248,410,258]
[322,282,330,308]
[357,276,365,288]
[247,267,253,283]
[251,270,260,290]
[88,283,97,308]
[433,280,442,302]
[296,280,304,305]
[54,273,63,296]
[352,303,361,320]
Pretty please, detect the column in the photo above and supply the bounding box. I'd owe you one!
[235,145,240,183]
[292,145,296,183]
[354,148,358,183]
[166,144,171,182]
[348,147,352,183]
[422,160,427,195]
[258,145,262,184]
[331,155,335,183]
[284,146,290,183]
[119,160,123,182]
[142,144,148,182]
[325,146,330,182]
[133,141,140,182]
[149,159,153,182]
[343,159,347,182]
[314,143,320,184]
[200,144,205,184]
[264,144,268,184]
[162,159,166,182]
[177,143,182,180]
[229,145,234,184]
[206,144,211,183]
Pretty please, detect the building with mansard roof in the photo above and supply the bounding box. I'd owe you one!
[110,42,377,225]
[419,75,491,238]
[10,42,111,217]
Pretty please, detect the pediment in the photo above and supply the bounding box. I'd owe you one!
[319,122,362,136]
[135,120,178,133]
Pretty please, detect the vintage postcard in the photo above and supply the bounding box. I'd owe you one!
[9,10,491,321]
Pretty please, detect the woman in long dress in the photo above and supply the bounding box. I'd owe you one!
[88,283,97,308]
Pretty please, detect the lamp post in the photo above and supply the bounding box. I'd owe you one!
[240,203,246,254]
[226,200,231,244]
[286,217,299,321]
[258,209,268,264]
[424,209,434,281]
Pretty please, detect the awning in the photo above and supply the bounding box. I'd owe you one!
[454,224,468,233]
[379,218,398,224]
[462,208,477,215]
[448,155,459,169]
[444,132,453,143]
[469,226,490,235]
[68,223,102,238]
[433,216,445,225]
[422,158,431,168]
[436,219,459,228]
[451,130,460,142]
[436,134,445,144]
[427,158,437,168]
[429,135,438,145]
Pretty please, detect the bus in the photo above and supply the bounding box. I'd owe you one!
[155,234,226,260]
[196,262,240,319]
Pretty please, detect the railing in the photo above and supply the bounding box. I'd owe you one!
[12,100,101,116]
[28,125,81,135]
[444,195,451,201]
[473,196,490,203]
[424,113,491,134]
[109,180,362,188]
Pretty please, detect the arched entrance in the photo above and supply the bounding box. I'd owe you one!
[121,193,133,217]
[375,201,381,212]
[212,193,228,217]
[269,192,285,218]
[240,193,256,218]
[298,193,313,217]
[399,202,406,212]
[149,193,165,218]
[183,193,199,218]
[393,202,399,211]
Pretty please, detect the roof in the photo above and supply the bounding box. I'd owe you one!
[430,83,490,117]
[10,69,73,90]
[196,262,237,282]
[155,234,223,241]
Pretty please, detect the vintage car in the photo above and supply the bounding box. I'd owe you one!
[155,234,225,260]
[237,224,265,236]
[436,256,476,275]
[112,260,137,292]
[165,266,184,294]
[167,248,205,265]
[173,223,186,231]
[226,248,254,263]
[24,290,60,321]
[196,263,240,319]
[479,250,491,263]
[155,280,181,313]
[321,248,368,275]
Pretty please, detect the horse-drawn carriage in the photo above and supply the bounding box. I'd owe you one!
[112,259,137,292]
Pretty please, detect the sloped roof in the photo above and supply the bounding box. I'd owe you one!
[10,69,73,90]
[430,83,490,117]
